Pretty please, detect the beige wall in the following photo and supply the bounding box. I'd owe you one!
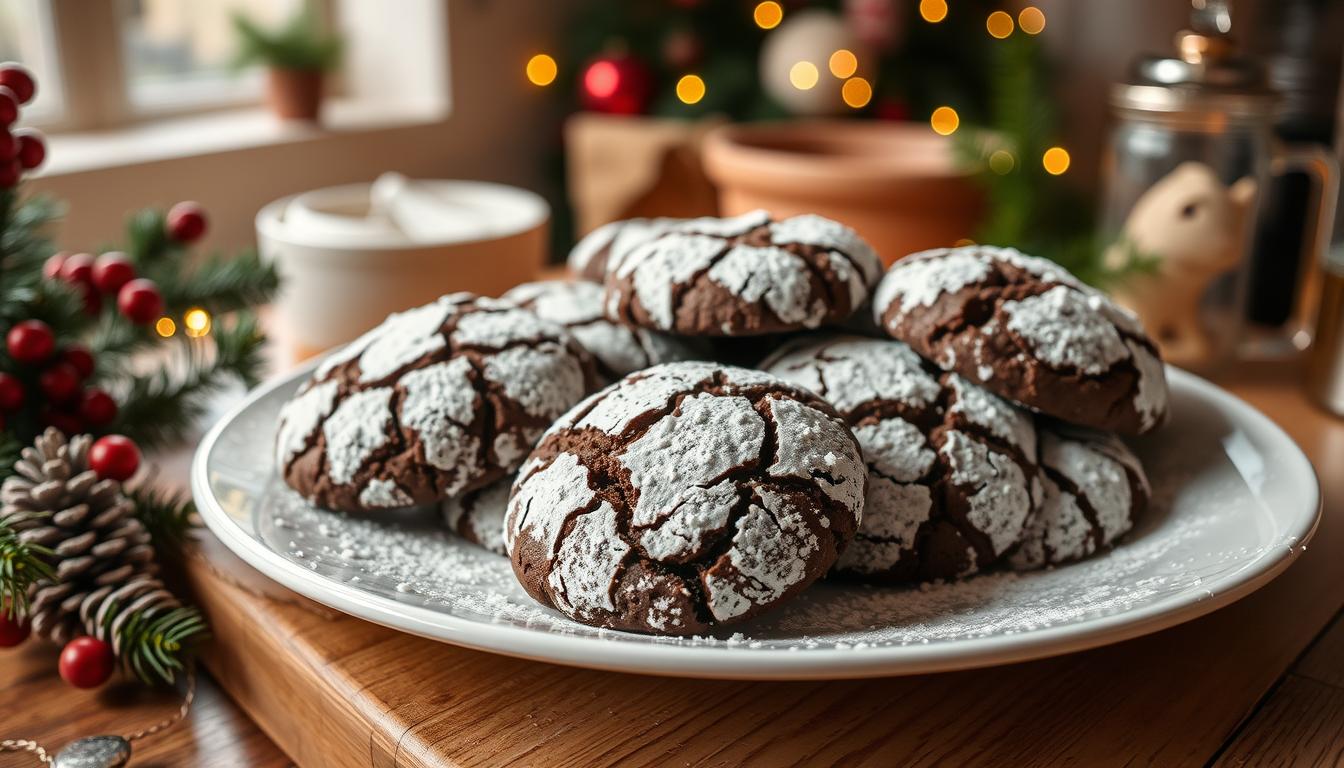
[28,0,571,254]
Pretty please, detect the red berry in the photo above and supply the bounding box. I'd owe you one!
[117,279,163,325]
[6,319,54,363]
[92,252,135,294]
[0,86,18,128]
[0,131,17,163]
[0,610,30,647]
[89,434,140,481]
[59,636,115,689]
[15,130,43,170]
[166,201,207,243]
[59,252,94,286]
[42,251,68,280]
[39,362,79,403]
[0,372,22,410]
[78,388,117,427]
[78,282,101,316]
[61,345,95,378]
[41,406,82,436]
[0,64,37,105]
[0,158,21,187]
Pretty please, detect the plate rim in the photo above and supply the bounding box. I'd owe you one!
[192,363,1322,680]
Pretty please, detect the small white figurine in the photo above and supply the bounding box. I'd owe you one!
[1106,161,1257,364]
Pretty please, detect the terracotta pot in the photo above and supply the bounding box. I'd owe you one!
[266,68,325,122]
[702,120,985,264]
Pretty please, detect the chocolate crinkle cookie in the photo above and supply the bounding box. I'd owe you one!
[275,293,598,513]
[504,361,866,635]
[872,245,1168,435]
[443,477,510,555]
[1009,423,1149,570]
[763,334,1038,582]
[603,210,883,337]
[567,217,681,282]
[502,280,699,381]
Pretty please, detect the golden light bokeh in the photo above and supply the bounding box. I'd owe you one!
[989,149,1015,174]
[1043,146,1071,175]
[676,74,706,104]
[1018,7,1046,35]
[525,54,557,87]
[986,10,1014,38]
[842,77,872,108]
[829,49,858,79]
[919,0,948,23]
[954,238,977,247]
[789,61,819,90]
[155,317,176,338]
[184,307,212,338]
[753,1,783,29]
[930,106,960,135]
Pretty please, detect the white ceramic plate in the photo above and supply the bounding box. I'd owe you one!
[192,362,1320,680]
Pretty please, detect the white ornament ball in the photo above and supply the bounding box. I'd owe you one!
[760,9,872,116]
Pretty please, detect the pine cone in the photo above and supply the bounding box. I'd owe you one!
[0,429,159,644]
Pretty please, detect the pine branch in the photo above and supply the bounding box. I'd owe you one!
[125,208,180,268]
[0,523,55,618]
[151,249,281,316]
[105,603,209,685]
[126,485,197,552]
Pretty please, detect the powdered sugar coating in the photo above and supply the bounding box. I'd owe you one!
[948,374,1036,458]
[1003,286,1129,375]
[872,248,993,317]
[762,335,939,414]
[549,502,629,617]
[275,380,338,467]
[353,299,452,383]
[704,488,819,621]
[853,419,935,483]
[767,396,865,518]
[568,217,682,280]
[941,430,1031,556]
[1127,340,1168,432]
[485,343,586,420]
[399,358,479,488]
[505,451,595,555]
[835,477,932,574]
[621,233,724,329]
[443,478,510,555]
[708,245,827,327]
[323,388,394,485]
[360,479,412,509]
[769,214,882,288]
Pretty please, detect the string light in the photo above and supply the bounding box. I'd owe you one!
[183,307,212,338]
[1042,147,1071,175]
[842,77,872,108]
[676,74,706,104]
[155,317,176,338]
[789,61,819,90]
[930,106,959,135]
[753,1,783,29]
[919,0,948,23]
[989,149,1015,174]
[584,61,620,99]
[1018,7,1046,35]
[829,49,858,79]
[986,10,1014,38]
[525,54,557,86]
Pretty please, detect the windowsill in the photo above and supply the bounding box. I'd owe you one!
[39,97,450,177]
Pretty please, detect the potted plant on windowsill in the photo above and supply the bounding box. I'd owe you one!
[232,5,343,122]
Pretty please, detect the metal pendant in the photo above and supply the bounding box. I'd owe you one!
[52,736,131,768]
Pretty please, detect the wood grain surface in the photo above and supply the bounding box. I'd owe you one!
[169,369,1344,768]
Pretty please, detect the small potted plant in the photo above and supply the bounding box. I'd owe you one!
[232,5,343,122]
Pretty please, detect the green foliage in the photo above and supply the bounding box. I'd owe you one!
[231,3,343,72]
[103,601,209,685]
[0,520,54,619]
[125,485,197,554]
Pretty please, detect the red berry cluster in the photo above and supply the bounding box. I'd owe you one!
[45,250,163,322]
[0,63,44,187]
[3,320,116,434]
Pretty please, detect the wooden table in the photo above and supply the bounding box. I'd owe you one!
[4,367,1343,767]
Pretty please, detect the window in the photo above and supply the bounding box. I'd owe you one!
[0,0,328,131]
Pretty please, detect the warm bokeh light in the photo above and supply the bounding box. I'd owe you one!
[829,49,858,79]
[842,77,872,108]
[987,10,1014,38]
[930,106,959,135]
[989,149,1015,174]
[184,307,212,338]
[754,1,783,29]
[919,0,948,23]
[676,74,705,104]
[155,317,176,338]
[525,54,557,86]
[584,61,620,99]
[789,61,819,90]
[1043,146,1071,175]
[954,238,977,247]
[1018,7,1046,35]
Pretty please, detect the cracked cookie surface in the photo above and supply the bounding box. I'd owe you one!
[443,476,510,555]
[568,217,682,282]
[504,361,865,635]
[872,245,1168,434]
[503,279,699,381]
[603,210,882,337]
[1010,423,1149,570]
[275,293,598,513]
[763,334,1037,582]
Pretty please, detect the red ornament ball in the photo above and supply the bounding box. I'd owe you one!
[39,362,80,403]
[15,130,43,170]
[166,201,207,243]
[0,610,30,647]
[0,63,37,105]
[78,388,117,427]
[6,319,54,364]
[61,345,95,379]
[116,279,163,325]
[89,434,140,481]
[579,53,653,115]
[92,252,135,295]
[59,636,115,689]
[0,372,23,410]
[59,252,95,286]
